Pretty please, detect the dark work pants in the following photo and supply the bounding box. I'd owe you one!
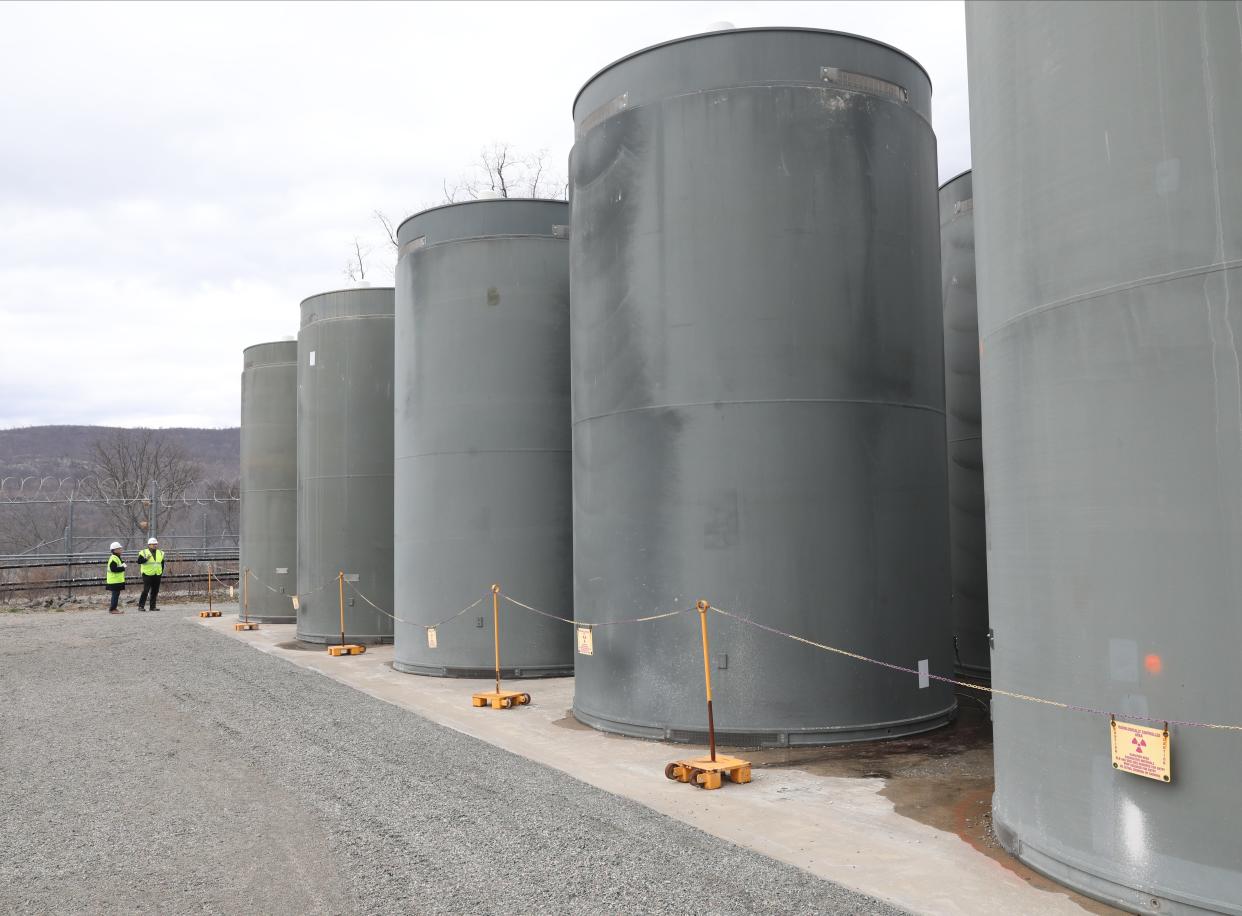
[108,585,123,611]
[139,574,162,609]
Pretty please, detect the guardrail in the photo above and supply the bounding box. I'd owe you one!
[0,550,239,571]
[2,570,239,594]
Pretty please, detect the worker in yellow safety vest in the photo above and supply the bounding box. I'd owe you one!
[105,542,126,614]
[137,537,165,612]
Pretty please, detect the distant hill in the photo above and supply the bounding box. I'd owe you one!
[0,426,240,554]
[0,425,239,484]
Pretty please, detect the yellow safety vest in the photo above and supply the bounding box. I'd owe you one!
[106,554,126,585]
[139,548,165,576]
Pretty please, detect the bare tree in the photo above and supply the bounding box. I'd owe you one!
[85,429,201,539]
[0,500,64,555]
[374,210,399,250]
[442,143,566,203]
[344,237,370,282]
[366,143,567,269]
[481,141,512,197]
[204,477,241,540]
[372,209,402,271]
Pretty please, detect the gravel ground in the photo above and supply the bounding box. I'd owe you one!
[0,608,906,916]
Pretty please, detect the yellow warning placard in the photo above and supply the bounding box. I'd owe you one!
[427,627,437,649]
[290,595,300,611]
[1111,718,1171,783]
[576,626,593,656]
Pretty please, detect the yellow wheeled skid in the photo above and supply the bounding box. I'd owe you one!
[471,690,531,710]
[663,601,751,791]
[665,755,752,790]
[199,565,221,617]
[470,585,534,711]
[234,571,258,630]
[326,572,365,658]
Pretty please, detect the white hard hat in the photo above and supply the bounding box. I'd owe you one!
[110,542,122,550]
[147,537,159,545]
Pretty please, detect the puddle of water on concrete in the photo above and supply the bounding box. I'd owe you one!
[552,709,593,732]
[748,698,1124,916]
[552,711,651,744]
[274,640,327,652]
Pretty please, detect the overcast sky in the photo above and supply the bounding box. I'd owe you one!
[0,1,969,429]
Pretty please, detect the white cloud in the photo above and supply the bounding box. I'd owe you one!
[0,0,969,428]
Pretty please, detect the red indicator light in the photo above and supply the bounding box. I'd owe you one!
[1144,654,1162,675]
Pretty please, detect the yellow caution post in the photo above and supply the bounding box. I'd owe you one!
[326,571,365,657]
[471,584,531,709]
[234,567,259,630]
[199,564,222,617]
[665,600,751,790]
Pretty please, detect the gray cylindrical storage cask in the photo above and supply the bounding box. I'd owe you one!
[240,340,297,622]
[570,27,954,746]
[939,171,989,678]
[392,199,573,677]
[967,2,1242,911]
[296,287,395,644]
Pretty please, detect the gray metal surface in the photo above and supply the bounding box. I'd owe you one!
[570,28,954,746]
[296,287,395,644]
[967,3,1242,912]
[239,340,297,623]
[939,172,989,677]
[392,199,573,677]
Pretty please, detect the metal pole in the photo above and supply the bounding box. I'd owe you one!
[697,599,716,763]
[242,567,249,622]
[492,583,501,695]
[338,571,346,648]
[150,479,159,544]
[208,564,214,613]
[63,495,73,599]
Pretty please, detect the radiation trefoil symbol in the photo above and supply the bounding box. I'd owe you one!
[1132,736,1147,754]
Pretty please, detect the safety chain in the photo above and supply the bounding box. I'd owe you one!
[227,574,1242,734]
[344,579,484,631]
[242,568,294,597]
[706,604,1242,734]
[501,591,693,627]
